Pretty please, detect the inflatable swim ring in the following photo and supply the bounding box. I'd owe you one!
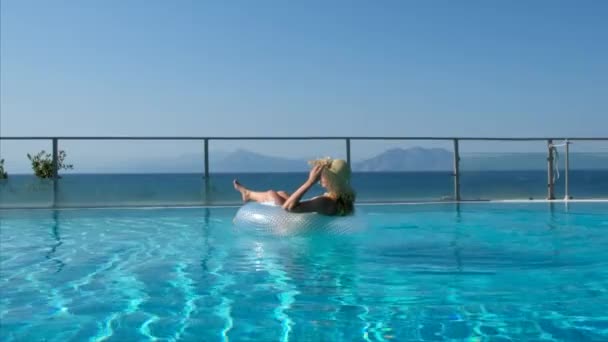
[232,202,364,236]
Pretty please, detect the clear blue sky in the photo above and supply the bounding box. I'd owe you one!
[1,1,607,171]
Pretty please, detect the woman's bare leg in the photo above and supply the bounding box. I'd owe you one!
[233,180,287,205]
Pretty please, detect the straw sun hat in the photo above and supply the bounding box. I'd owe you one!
[308,157,355,201]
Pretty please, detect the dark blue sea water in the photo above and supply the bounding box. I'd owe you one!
[1,170,607,208]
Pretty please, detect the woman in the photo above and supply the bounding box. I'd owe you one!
[233,158,356,216]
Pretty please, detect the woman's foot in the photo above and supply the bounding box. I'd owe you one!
[233,179,249,202]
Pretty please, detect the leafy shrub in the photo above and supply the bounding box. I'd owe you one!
[27,150,73,178]
[0,159,7,179]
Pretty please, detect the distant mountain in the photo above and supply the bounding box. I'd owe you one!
[92,150,306,173]
[121,147,456,173]
[212,149,307,172]
[460,152,608,171]
[16,146,604,174]
[353,147,453,172]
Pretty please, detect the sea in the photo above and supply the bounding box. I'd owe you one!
[1,170,607,208]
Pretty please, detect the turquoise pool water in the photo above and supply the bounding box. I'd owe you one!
[1,203,607,341]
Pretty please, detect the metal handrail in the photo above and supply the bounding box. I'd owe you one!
[1,136,607,207]
[2,136,608,140]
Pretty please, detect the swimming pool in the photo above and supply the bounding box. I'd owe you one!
[1,203,607,341]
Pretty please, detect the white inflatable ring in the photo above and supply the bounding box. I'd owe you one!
[232,202,364,236]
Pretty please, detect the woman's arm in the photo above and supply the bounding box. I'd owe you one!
[282,179,315,211]
[282,165,323,211]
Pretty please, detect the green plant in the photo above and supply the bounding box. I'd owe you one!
[27,150,73,179]
[0,159,7,179]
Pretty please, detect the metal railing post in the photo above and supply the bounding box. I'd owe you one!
[203,138,210,204]
[345,138,351,169]
[204,138,209,179]
[565,139,570,200]
[52,138,59,179]
[547,139,555,200]
[453,139,461,201]
[52,138,58,208]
